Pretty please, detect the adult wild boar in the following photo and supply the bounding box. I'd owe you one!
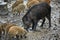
[22,2,51,31]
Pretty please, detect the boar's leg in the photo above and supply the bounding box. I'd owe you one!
[16,35,20,40]
[46,14,51,28]
[40,18,45,28]
[32,20,37,31]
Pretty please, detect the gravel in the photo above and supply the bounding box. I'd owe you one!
[0,0,60,40]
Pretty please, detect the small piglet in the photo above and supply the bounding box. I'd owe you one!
[22,2,51,31]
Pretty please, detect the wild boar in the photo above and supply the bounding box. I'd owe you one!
[22,2,51,31]
[12,3,25,16]
[8,26,27,40]
[12,0,23,9]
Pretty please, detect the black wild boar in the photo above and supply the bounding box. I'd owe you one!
[22,2,51,31]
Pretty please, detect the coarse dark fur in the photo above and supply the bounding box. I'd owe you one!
[22,2,51,31]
